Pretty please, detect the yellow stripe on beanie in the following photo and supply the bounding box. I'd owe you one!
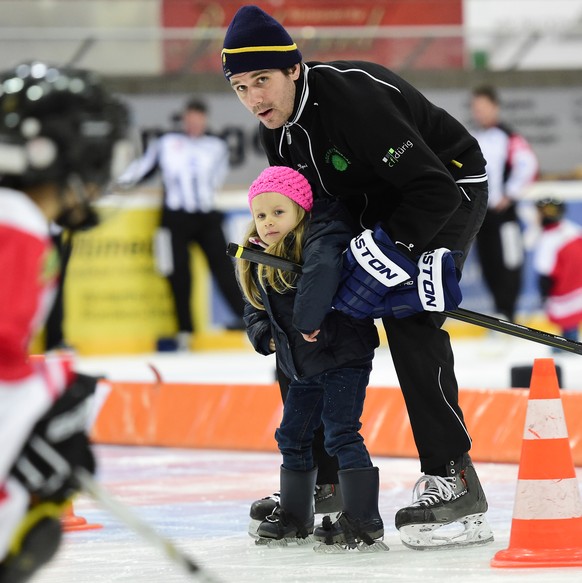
[222,43,298,56]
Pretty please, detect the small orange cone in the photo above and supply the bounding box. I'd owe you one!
[61,501,102,532]
[491,358,582,568]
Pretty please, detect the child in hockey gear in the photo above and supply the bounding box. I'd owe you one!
[0,60,131,582]
[223,5,492,551]
[533,198,582,349]
[394,453,493,550]
[237,166,385,549]
[0,373,98,583]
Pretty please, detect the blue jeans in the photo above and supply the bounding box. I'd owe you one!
[275,367,372,473]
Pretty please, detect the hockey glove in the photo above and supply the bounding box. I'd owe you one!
[332,224,418,319]
[370,248,463,319]
[10,373,99,504]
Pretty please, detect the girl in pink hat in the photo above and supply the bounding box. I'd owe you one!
[236,166,385,551]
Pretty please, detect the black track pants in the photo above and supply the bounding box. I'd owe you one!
[161,209,245,332]
[383,181,488,473]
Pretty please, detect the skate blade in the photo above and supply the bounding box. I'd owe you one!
[248,519,261,539]
[399,513,494,550]
[255,535,314,548]
[313,540,389,553]
[358,540,389,553]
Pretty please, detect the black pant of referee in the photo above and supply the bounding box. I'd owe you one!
[159,208,245,335]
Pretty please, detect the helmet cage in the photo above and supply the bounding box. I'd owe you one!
[0,62,130,192]
[536,197,565,225]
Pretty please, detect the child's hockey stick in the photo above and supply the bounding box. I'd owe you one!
[228,242,303,274]
[75,468,222,582]
[227,242,582,356]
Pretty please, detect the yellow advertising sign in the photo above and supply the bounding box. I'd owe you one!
[64,205,176,354]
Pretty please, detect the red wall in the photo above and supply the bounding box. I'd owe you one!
[161,0,464,72]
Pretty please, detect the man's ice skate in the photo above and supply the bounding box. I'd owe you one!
[395,453,494,550]
[313,467,388,553]
[248,491,280,538]
[248,482,341,537]
[314,483,341,515]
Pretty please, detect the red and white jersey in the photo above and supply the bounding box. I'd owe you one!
[533,219,582,329]
[0,187,72,482]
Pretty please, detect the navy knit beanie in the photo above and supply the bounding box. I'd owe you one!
[222,5,302,79]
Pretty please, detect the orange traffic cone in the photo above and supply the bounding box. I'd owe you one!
[61,501,102,532]
[491,358,582,568]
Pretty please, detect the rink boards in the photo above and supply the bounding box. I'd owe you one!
[91,379,582,465]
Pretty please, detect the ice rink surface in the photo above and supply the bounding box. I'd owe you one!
[33,448,582,583]
[33,334,582,582]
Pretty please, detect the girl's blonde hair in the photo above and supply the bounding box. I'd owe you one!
[237,206,307,310]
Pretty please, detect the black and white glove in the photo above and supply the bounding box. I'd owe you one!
[11,373,99,503]
[332,224,418,318]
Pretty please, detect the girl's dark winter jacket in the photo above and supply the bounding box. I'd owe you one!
[243,199,379,381]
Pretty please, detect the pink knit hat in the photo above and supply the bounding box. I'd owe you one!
[248,166,313,211]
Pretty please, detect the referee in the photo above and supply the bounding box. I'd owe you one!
[120,98,245,350]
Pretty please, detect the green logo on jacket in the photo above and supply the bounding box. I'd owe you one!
[325,148,350,172]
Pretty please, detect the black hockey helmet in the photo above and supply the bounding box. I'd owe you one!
[536,197,565,225]
[0,61,131,191]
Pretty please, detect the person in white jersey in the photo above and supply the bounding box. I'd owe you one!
[470,85,539,322]
[120,98,245,350]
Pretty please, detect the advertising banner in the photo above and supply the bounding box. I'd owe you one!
[161,0,464,73]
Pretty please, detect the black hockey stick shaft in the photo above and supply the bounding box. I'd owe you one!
[227,242,582,355]
[75,468,222,582]
[227,242,302,273]
[441,308,582,355]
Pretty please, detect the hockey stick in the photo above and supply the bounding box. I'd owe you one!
[75,468,222,582]
[226,242,582,356]
[227,242,302,274]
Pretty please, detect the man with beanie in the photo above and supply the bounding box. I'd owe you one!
[223,5,493,551]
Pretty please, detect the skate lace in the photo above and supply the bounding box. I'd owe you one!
[410,475,457,507]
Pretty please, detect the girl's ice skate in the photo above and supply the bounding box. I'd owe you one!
[313,467,388,553]
[254,467,316,548]
[249,483,341,538]
[255,506,314,548]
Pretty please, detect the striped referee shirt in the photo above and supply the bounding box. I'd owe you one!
[120,132,229,213]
